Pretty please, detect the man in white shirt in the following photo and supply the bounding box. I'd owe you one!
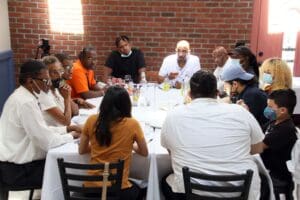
[161,70,264,200]
[212,46,230,94]
[0,60,81,194]
[158,40,200,89]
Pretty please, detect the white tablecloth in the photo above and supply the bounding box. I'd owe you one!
[41,87,181,200]
[41,86,275,200]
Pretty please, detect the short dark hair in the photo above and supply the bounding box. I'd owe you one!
[115,35,130,47]
[78,46,95,60]
[190,70,217,98]
[54,53,70,64]
[269,89,297,115]
[95,86,132,147]
[19,60,47,85]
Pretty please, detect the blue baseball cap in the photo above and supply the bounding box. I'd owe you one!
[220,59,254,81]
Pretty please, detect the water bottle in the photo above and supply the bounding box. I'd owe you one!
[140,71,147,84]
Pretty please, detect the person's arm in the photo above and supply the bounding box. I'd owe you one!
[250,142,267,154]
[78,115,95,154]
[45,87,72,125]
[158,57,168,83]
[71,100,79,116]
[133,139,148,156]
[80,90,104,99]
[132,120,148,156]
[103,66,113,83]
[21,101,75,151]
[79,132,91,154]
[246,107,265,154]
[73,98,95,109]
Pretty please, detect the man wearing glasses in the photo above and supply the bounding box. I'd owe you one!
[0,60,81,197]
[69,46,104,99]
[158,40,201,89]
[55,53,94,109]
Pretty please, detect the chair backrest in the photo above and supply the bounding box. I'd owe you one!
[182,167,253,200]
[57,158,124,200]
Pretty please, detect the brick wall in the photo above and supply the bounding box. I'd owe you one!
[8,0,254,81]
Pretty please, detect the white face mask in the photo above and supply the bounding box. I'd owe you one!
[32,80,53,109]
[121,50,132,57]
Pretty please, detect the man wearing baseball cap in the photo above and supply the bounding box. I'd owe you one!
[221,59,268,126]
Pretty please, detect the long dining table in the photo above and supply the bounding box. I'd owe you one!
[41,84,275,200]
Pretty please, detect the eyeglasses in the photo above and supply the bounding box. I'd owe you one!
[49,69,65,75]
[33,78,52,86]
[64,65,72,71]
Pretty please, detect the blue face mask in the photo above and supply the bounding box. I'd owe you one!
[263,107,277,121]
[263,73,273,84]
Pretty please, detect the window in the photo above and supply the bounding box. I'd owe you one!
[48,0,84,34]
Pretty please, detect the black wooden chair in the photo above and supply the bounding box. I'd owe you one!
[271,177,294,200]
[0,183,37,200]
[57,158,124,200]
[182,167,253,200]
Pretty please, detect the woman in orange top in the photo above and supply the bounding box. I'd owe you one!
[79,86,148,200]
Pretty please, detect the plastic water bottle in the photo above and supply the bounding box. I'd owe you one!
[140,72,147,84]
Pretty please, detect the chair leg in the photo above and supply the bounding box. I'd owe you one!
[29,189,34,200]
[0,190,9,200]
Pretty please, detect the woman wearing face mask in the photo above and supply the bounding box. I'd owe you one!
[41,56,79,126]
[55,53,95,109]
[260,58,292,94]
[229,46,260,78]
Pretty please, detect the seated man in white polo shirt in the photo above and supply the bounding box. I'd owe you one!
[0,60,81,196]
[158,40,200,89]
[161,70,264,200]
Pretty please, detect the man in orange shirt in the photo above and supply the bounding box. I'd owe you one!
[69,47,104,99]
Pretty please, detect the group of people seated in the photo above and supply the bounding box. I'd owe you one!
[0,35,298,200]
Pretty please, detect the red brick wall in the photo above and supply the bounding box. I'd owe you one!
[8,0,254,81]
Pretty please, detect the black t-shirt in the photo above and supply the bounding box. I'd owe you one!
[260,118,297,181]
[238,84,268,126]
[105,48,146,83]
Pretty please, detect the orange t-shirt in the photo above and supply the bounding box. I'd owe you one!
[69,60,96,98]
[83,114,145,189]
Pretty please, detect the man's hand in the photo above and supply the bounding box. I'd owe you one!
[168,72,179,80]
[67,125,82,133]
[174,81,182,89]
[74,98,95,109]
[70,131,81,139]
[67,125,82,139]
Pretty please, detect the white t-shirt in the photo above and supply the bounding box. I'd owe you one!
[161,98,264,199]
[0,86,72,164]
[213,57,231,92]
[40,89,65,126]
[158,54,201,86]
